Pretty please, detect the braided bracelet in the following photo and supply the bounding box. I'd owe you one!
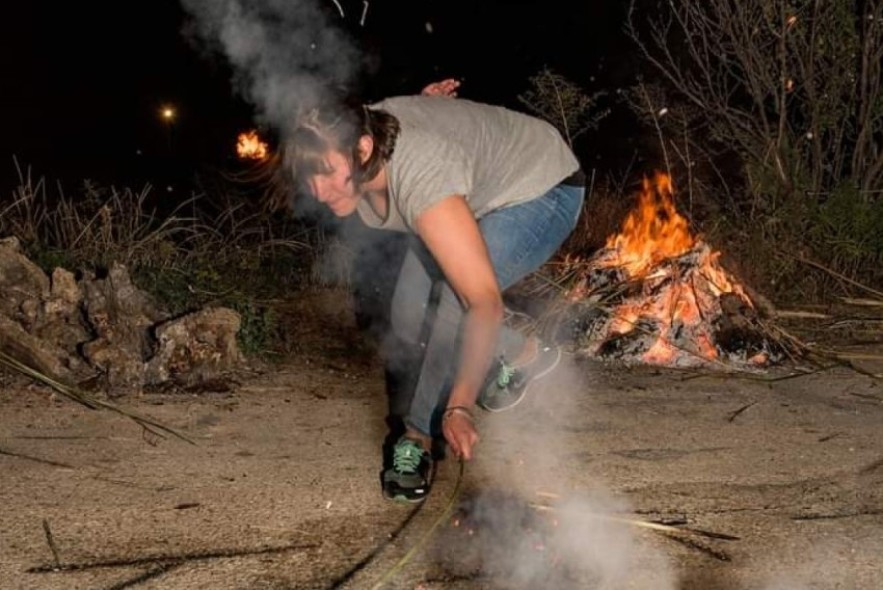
[442,405,474,422]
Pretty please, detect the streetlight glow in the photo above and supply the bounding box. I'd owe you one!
[159,104,177,153]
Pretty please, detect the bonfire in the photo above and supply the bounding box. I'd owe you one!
[236,129,269,161]
[540,172,798,369]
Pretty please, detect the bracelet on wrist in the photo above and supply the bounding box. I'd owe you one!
[442,405,474,421]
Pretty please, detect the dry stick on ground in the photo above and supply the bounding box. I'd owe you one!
[799,340,883,380]
[41,519,61,569]
[0,447,75,469]
[756,318,808,366]
[0,350,195,445]
[791,508,883,522]
[794,256,883,301]
[676,362,838,383]
[529,502,736,562]
[727,400,758,422]
[662,533,733,562]
[528,502,740,541]
[27,543,316,574]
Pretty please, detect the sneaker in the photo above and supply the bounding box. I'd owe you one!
[382,437,434,503]
[478,341,562,412]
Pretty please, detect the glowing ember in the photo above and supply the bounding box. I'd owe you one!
[560,171,776,368]
[236,130,269,161]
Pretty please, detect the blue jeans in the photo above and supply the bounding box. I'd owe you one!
[389,183,585,437]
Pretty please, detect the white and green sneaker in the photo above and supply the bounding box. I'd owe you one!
[479,342,562,412]
[382,437,434,503]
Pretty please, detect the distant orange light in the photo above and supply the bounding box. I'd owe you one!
[236,130,269,161]
[161,106,176,121]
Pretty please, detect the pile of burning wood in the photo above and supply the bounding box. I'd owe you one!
[538,172,801,369]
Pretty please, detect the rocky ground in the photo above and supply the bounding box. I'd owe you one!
[1,288,882,590]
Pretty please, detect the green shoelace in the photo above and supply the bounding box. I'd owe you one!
[393,439,424,473]
[496,362,516,388]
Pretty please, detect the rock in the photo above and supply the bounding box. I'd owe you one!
[0,239,246,395]
[145,307,244,386]
[80,262,166,395]
[0,236,51,328]
[0,316,76,381]
[45,267,83,317]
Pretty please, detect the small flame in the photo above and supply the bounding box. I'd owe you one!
[237,130,269,161]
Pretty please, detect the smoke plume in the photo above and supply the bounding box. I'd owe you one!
[179,0,360,130]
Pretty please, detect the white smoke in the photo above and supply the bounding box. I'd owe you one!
[179,0,360,130]
[455,355,680,589]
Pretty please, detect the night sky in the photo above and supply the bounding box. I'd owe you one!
[2,1,635,192]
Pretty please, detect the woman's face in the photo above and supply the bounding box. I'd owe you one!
[306,148,361,217]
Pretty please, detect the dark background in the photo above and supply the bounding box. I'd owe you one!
[1,1,638,194]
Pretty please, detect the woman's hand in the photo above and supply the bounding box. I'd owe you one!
[421,78,461,97]
[442,407,479,460]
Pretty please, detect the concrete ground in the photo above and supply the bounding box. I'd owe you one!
[1,289,881,589]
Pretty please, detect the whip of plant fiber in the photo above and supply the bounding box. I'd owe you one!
[370,460,466,590]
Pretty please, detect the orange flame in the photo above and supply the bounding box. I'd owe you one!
[603,172,694,277]
[236,130,269,161]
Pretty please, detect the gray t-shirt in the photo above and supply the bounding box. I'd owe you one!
[356,96,579,232]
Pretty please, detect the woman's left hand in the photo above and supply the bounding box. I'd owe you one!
[442,409,479,461]
[421,78,461,97]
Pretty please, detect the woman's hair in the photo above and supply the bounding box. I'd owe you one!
[262,97,400,212]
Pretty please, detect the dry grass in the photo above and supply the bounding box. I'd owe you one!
[0,159,325,356]
[1,159,312,275]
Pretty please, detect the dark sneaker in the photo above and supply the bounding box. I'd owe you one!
[478,341,562,412]
[382,437,434,503]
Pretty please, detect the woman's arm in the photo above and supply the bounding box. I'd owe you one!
[415,194,503,460]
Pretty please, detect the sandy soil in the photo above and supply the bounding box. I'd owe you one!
[1,287,882,590]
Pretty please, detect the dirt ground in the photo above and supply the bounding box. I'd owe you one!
[1,287,882,590]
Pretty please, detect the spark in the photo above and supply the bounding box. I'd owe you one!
[360,1,369,26]
[330,0,344,18]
